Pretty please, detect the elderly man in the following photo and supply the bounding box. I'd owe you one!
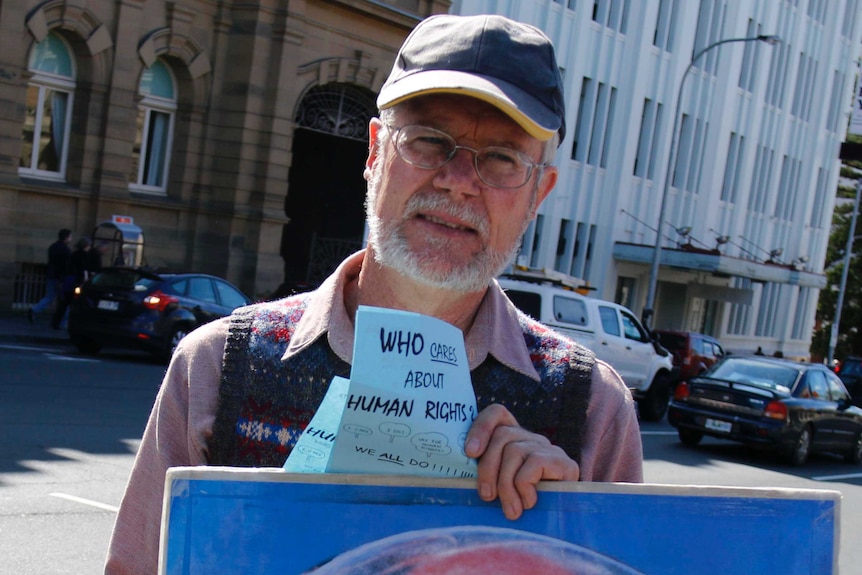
[105,14,641,574]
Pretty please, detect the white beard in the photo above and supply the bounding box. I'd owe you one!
[365,158,531,293]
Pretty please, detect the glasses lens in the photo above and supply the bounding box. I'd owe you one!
[476,147,532,189]
[396,125,454,169]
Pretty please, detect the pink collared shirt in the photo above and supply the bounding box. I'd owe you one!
[104,251,642,575]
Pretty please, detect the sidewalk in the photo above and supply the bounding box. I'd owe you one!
[0,309,72,346]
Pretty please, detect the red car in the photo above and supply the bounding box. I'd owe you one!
[654,330,725,382]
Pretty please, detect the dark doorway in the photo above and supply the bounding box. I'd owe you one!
[281,128,367,291]
[280,82,377,294]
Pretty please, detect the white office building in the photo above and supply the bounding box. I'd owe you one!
[453,0,862,358]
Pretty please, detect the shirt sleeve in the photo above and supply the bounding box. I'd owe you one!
[103,318,228,575]
[578,359,644,482]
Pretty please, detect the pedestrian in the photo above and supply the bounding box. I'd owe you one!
[105,14,642,574]
[70,236,95,284]
[754,346,765,356]
[29,228,72,325]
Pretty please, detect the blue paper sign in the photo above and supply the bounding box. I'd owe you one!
[159,468,839,575]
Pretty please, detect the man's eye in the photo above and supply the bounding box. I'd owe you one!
[413,136,450,149]
[483,149,521,167]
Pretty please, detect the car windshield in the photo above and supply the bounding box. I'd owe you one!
[658,333,687,351]
[91,269,161,292]
[707,358,799,393]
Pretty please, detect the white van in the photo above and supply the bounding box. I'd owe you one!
[498,271,676,421]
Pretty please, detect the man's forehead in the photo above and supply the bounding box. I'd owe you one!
[394,94,542,145]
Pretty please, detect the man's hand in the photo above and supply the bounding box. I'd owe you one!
[465,404,580,520]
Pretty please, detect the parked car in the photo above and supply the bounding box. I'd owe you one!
[68,267,252,361]
[667,355,862,466]
[498,272,676,421]
[835,355,862,407]
[654,330,725,383]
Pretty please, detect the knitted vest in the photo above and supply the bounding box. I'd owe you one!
[210,295,594,466]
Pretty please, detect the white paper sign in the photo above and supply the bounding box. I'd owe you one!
[301,306,478,478]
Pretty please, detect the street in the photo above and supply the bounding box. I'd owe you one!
[1,340,861,574]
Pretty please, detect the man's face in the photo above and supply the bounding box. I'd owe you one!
[364,95,557,293]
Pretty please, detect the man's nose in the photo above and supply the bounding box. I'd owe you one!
[435,147,481,195]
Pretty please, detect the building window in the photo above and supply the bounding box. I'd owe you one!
[572,79,617,168]
[774,155,802,221]
[843,0,859,38]
[653,0,678,52]
[720,132,745,203]
[555,219,574,273]
[130,59,176,194]
[809,167,828,228]
[738,19,764,92]
[826,69,847,133]
[593,0,629,33]
[747,144,775,214]
[671,115,709,194]
[727,278,752,335]
[571,77,592,161]
[20,32,75,181]
[693,0,728,76]
[791,287,810,340]
[633,98,664,180]
[790,52,817,121]
[765,40,792,109]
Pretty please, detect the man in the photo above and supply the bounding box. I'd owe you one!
[105,14,642,574]
[29,228,72,328]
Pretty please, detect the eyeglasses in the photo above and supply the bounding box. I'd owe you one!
[385,124,545,189]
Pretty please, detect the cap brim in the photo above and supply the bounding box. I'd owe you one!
[377,70,559,142]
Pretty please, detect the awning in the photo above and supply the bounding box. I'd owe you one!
[613,242,827,289]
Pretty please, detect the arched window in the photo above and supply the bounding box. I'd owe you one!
[20,31,75,180]
[130,59,176,194]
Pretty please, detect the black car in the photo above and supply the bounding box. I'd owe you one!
[835,356,862,408]
[667,356,862,466]
[68,267,252,361]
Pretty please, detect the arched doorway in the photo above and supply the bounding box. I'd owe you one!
[281,83,376,292]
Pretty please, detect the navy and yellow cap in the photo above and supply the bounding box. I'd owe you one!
[377,14,566,144]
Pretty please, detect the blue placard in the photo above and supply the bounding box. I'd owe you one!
[160,468,838,575]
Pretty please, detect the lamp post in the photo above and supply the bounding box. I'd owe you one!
[642,34,780,329]
[827,177,862,364]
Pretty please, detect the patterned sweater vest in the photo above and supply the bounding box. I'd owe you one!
[210,295,594,466]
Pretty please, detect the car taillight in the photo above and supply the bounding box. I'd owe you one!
[764,400,787,421]
[142,290,178,312]
[674,382,690,401]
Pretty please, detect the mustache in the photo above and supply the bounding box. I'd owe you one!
[403,192,490,237]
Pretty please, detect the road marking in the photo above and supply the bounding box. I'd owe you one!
[0,343,65,353]
[49,492,119,513]
[44,353,100,363]
[812,472,862,481]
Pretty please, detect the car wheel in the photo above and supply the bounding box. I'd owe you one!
[846,433,862,465]
[71,336,102,355]
[788,426,812,466]
[678,428,703,447]
[639,372,671,422]
[159,325,191,362]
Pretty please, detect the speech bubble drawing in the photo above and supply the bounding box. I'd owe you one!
[295,445,326,460]
[411,432,452,457]
[379,422,411,443]
[342,423,373,439]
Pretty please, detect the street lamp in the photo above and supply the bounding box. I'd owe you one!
[828,177,862,364]
[642,34,781,329]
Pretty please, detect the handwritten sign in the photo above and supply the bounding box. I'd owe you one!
[328,306,478,477]
[285,306,478,478]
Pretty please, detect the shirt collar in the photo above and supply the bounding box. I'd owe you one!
[283,252,540,382]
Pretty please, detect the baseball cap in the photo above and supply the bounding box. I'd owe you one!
[377,14,566,144]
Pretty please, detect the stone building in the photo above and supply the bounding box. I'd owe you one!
[1,0,450,305]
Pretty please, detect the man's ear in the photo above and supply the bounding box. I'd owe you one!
[531,166,558,218]
[364,118,384,181]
